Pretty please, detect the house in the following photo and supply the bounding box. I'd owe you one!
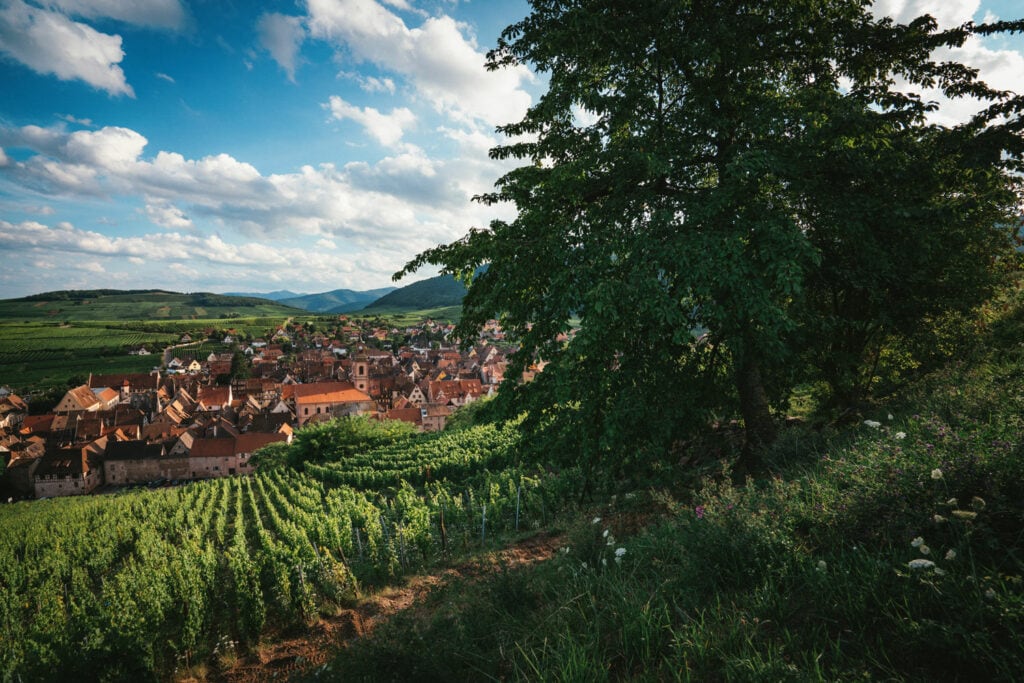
[54,385,102,415]
[34,441,105,497]
[292,381,377,426]
[102,441,179,485]
[420,403,452,432]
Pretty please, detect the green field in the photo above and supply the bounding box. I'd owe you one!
[0,290,301,322]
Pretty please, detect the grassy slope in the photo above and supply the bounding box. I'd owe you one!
[358,275,466,314]
[0,290,301,321]
[313,298,1024,681]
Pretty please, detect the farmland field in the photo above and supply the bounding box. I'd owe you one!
[0,421,575,681]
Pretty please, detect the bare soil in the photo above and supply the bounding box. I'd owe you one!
[211,531,564,683]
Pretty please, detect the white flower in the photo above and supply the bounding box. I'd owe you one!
[985,588,997,600]
[888,413,894,421]
[911,536,925,548]
[933,514,947,523]
[601,558,607,567]
[931,468,943,480]
[934,568,946,576]
[817,560,827,572]
[864,420,881,429]
[592,517,601,525]
[894,431,906,440]
[971,496,986,510]
[615,547,627,558]
[945,549,956,561]
[946,497,958,506]
[602,528,609,538]
[952,510,977,520]
[908,559,936,570]
[919,545,931,555]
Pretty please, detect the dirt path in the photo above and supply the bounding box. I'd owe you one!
[215,531,565,683]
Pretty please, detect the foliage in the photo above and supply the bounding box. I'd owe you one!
[316,315,1024,681]
[399,0,1024,477]
[0,423,582,680]
[287,416,419,469]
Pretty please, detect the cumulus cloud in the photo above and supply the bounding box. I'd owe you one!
[325,96,416,147]
[0,121,509,261]
[0,147,7,167]
[359,75,395,94]
[306,0,533,126]
[258,12,306,82]
[44,0,188,30]
[0,0,134,96]
[144,198,193,229]
[871,0,1024,125]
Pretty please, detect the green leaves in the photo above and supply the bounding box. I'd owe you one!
[402,0,1023,476]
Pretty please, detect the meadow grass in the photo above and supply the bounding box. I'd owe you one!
[312,308,1024,681]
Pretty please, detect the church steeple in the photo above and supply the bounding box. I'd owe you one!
[353,345,368,392]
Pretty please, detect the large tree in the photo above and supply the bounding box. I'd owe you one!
[400,0,1022,479]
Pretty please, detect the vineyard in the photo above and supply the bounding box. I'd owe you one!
[0,422,578,681]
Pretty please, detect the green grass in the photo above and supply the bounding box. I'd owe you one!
[312,303,1024,681]
[348,305,462,325]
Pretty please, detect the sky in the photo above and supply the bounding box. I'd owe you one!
[0,0,1022,299]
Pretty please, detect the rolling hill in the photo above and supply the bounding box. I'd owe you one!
[279,287,397,313]
[0,290,303,321]
[358,275,467,313]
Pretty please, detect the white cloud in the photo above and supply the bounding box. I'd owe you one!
[870,0,1024,125]
[316,238,337,250]
[326,96,416,147]
[144,198,192,229]
[155,72,175,83]
[43,0,188,30]
[79,260,106,273]
[359,75,395,94]
[306,0,533,126]
[0,0,134,96]
[0,147,7,167]
[258,12,306,82]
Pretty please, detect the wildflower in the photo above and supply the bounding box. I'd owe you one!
[919,545,931,555]
[817,560,827,572]
[908,559,936,570]
[695,505,705,519]
[985,587,997,600]
[894,431,907,440]
[601,558,607,567]
[602,528,609,538]
[592,516,601,525]
[933,514,947,524]
[971,496,986,511]
[911,536,925,548]
[615,547,626,564]
[935,568,947,576]
[864,420,881,429]
[931,468,943,480]
[952,510,978,520]
[945,549,956,561]
[888,413,894,421]
[946,497,958,506]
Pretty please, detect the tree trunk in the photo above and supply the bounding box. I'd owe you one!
[734,353,776,481]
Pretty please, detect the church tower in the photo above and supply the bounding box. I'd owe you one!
[353,346,368,393]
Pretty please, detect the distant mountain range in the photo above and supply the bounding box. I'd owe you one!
[280,287,398,313]
[222,275,467,314]
[223,290,307,301]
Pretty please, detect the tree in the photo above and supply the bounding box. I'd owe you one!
[400,0,1022,479]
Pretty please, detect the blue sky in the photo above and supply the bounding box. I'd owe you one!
[0,0,1022,299]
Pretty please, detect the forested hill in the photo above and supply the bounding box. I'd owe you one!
[280,287,398,313]
[0,290,303,321]
[359,275,467,313]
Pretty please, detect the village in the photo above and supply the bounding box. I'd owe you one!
[0,315,531,500]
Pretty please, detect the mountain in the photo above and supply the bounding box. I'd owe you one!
[223,290,306,301]
[280,287,398,313]
[358,275,467,313]
[0,290,303,321]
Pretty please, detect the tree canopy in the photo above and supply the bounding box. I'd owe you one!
[400,0,1023,480]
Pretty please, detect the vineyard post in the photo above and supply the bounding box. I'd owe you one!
[515,485,521,532]
[481,503,486,544]
[439,505,448,557]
